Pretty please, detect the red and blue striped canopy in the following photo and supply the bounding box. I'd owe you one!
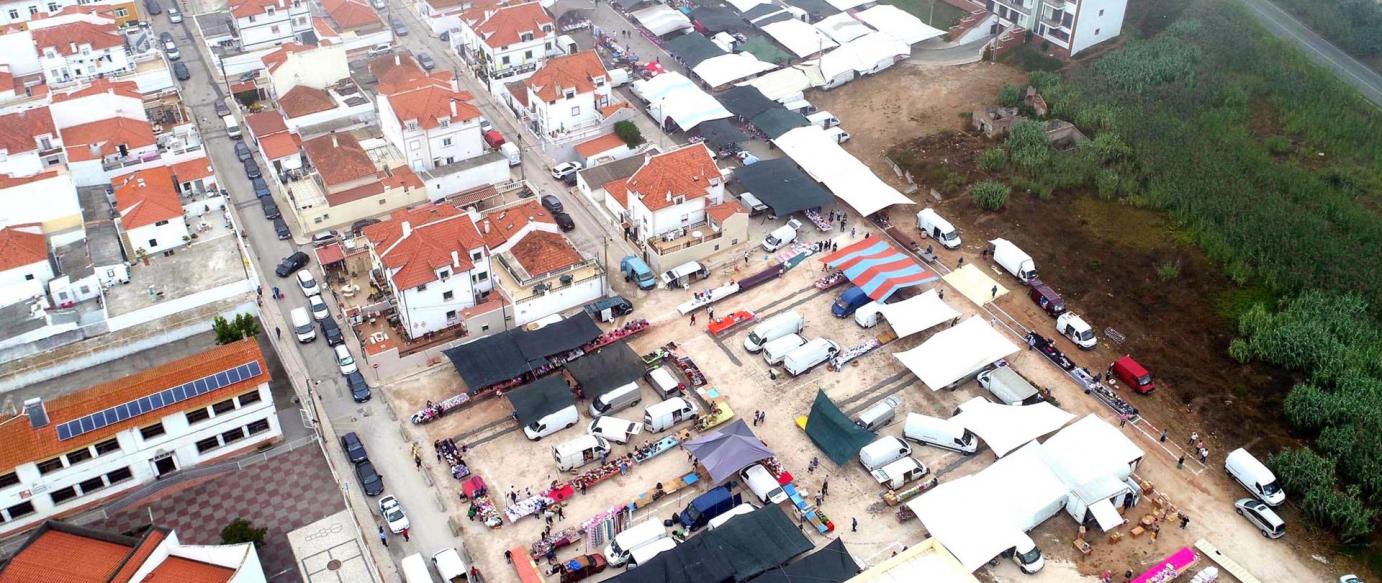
[819,238,937,301]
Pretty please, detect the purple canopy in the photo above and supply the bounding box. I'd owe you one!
[683,419,775,484]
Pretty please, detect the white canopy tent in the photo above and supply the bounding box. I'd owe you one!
[739,67,814,102]
[650,85,733,130]
[759,18,839,58]
[825,0,872,10]
[814,12,871,44]
[876,289,960,338]
[632,71,694,103]
[840,32,911,74]
[773,126,914,216]
[692,53,778,87]
[1042,414,1144,484]
[853,4,945,45]
[951,397,1075,457]
[979,443,1072,531]
[893,316,1020,390]
[632,4,693,36]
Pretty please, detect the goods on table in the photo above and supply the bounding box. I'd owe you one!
[828,338,881,371]
[815,271,846,290]
[572,454,635,493]
[435,437,470,480]
[673,354,706,387]
[803,208,833,231]
[461,476,503,528]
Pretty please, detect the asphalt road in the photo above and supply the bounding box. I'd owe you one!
[1234,0,1382,108]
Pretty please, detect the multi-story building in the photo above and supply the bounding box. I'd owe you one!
[319,0,390,54]
[229,0,313,50]
[0,107,62,177]
[0,0,139,27]
[515,50,610,138]
[290,131,426,230]
[414,0,496,37]
[0,520,266,581]
[30,18,133,86]
[374,59,484,172]
[0,340,280,537]
[454,1,557,86]
[0,226,52,308]
[987,0,1126,57]
[112,166,189,258]
[0,171,83,246]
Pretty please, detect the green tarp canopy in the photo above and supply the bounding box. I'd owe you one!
[608,505,812,583]
[804,390,877,465]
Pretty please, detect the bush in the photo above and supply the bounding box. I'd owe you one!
[614,120,644,147]
[1005,119,1051,174]
[970,181,1010,211]
[1155,259,1181,282]
[1267,448,1337,495]
[1095,168,1120,198]
[978,147,1008,171]
[221,517,267,546]
[998,83,1023,108]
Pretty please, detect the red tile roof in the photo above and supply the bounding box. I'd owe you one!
[113,166,183,230]
[230,0,293,19]
[244,110,289,139]
[0,107,56,155]
[169,156,214,182]
[143,557,235,582]
[510,229,580,276]
[279,85,335,119]
[31,21,122,55]
[363,202,487,289]
[301,132,376,188]
[327,166,424,206]
[313,16,340,39]
[369,53,428,91]
[0,340,268,473]
[52,78,141,102]
[260,42,315,73]
[0,227,46,272]
[322,0,381,30]
[626,143,720,211]
[385,83,480,130]
[706,199,746,224]
[575,132,625,158]
[109,530,168,583]
[60,117,155,162]
[599,101,631,118]
[525,51,606,103]
[259,131,301,160]
[602,178,628,209]
[478,199,553,248]
[469,2,553,49]
[0,528,139,583]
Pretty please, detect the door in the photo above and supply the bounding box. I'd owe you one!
[153,454,178,478]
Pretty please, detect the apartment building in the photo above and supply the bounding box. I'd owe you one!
[515,51,610,138]
[454,1,558,85]
[987,0,1126,57]
[229,0,313,50]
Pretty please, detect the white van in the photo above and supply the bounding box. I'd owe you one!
[431,547,468,581]
[587,415,642,445]
[991,238,1038,282]
[783,338,839,376]
[870,456,928,490]
[400,553,435,583]
[977,366,1040,405]
[628,536,677,568]
[854,396,900,432]
[334,344,357,375]
[806,110,840,129]
[743,310,804,352]
[553,434,611,471]
[589,382,642,416]
[916,208,960,249]
[858,436,911,471]
[645,365,683,399]
[522,404,579,441]
[604,519,667,566]
[761,333,806,366]
[853,301,884,328]
[903,413,978,455]
[824,126,850,144]
[500,142,521,166]
[1008,533,1044,573]
[290,307,316,343]
[223,114,241,139]
[708,502,756,529]
[761,219,801,251]
[1225,448,1285,506]
[643,397,699,433]
[740,463,787,504]
[1056,312,1098,350]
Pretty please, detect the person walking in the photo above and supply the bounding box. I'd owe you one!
[821,479,829,497]
[378,527,388,547]
[1159,429,1168,443]
[851,517,858,532]
[1188,431,1199,447]
[402,527,410,542]
[1177,455,1185,469]
[937,288,944,300]
[707,306,714,320]
[1119,413,1128,428]
[991,285,998,299]
[1199,447,1209,464]
[957,257,964,268]
[414,455,422,469]
[504,550,513,563]
[690,313,696,326]
[1178,512,1190,529]
[274,326,281,339]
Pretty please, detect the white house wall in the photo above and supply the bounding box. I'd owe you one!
[0,260,53,307]
[268,44,348,93]
[0,150,45,177]
[511,273,600,326]
[0,173,82,235]
[420,154,510,200]
[1070,0,1126,55]
[126,220,190,255]
[0,30,41,76]
[49,93,144,128]
[394,268,479,338]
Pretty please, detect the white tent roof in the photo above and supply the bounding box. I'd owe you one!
[1042,414,1144,485]
[893,316,1020,390]
[711,32,737,51]
[632,4,693,36]
[825,0,872,10]
[724,0,767,12]
[815,13,871,44]
[759,18,839,58]
[632,71,694,103]
[773,126,914,216]
[739,67,814,102]
[692,52,777,87]
[906,477,1018,572]
[844,32,911,68]
[650,84,733,130]
[951,397,1075,457]
[853,4,945,45]
[877,289,959,338]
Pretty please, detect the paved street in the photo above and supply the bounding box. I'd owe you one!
[1233,0,1382,108]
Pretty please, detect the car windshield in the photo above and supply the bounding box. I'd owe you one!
[385,506,403,521]
[747,332,764,345]
[942,231,959,241]
[1262,480,1281,495]
[1137,375,1152,386]
[1017,546,1041,563]
[1078,329,1094,340]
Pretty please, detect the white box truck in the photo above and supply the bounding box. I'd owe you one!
[990,238,1037,283]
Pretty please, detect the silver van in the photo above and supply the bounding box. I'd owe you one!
[761,333,806,366]
[645,365,683,399]
[589,382,642,416]
[854,396,900,432]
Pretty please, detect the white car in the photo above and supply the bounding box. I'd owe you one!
[550,161,582,179]
[1234,498,1285,539]
[379,495,409,533]
[309,294,329,320]
[296,270,320,297]
[334,344,357,375]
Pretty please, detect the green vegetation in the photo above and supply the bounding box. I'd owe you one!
[978,147,1008,171]
[213,313,262,344]
[970,181,1010,211]
[998,45,1065,73]
[883,0,968,29]
[998,83,1023,108]
[1270,0,1382,62]
[221,517,268,546]
[614,121,644,147]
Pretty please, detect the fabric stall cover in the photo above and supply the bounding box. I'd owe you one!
[771,125,914,216]
[719,85,779,119]
[693,52,778,88]
[750,107,812,139]
[804,390,877,465]
[950,396,1074,457]
[696,118,750,149]
[731,157,834,216]
[632,71,694,103]
[824,0,871,10]
[907,477,1022,572]
[609,505,812,583]
[682,419,776,484]
[652,85,734,131]
[724,0,768,13]
[632,4,694,36]
[665,32,728,67]
[562,340,645,399]
[443,333,533,392]
[893,316,1020,390]
[691,6,750,33]
[743,4,790,25]
[819,238,938,301]
[1089,498,1123,531]
[739,67,813,101]
[1040,414,1144,484]
[747,537,859,583]
[513,311,602,360]
[814,12,871,44]
[506,375,576,427]
[875,288,960,338]
[759,18,838,58]
[853,4,945,45]
[780,0,840,20]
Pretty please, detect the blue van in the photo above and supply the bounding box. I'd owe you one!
[620,256,656,290]
[831,286,869,318]
[677,485,742,530]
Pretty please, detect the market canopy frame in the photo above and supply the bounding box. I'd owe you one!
[732,157,834,216]
[683,418,775,484]
[819,238,938,301]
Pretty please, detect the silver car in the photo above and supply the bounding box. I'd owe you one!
[1234,498,1285,538]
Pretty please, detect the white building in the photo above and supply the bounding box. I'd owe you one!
[229,0,314,50]
[0,226,52,308]
[362,201,493,339]
[0,107,62,177]
[516,50,610,138]
[0,171,84,246]
[413,0,478,37]
[0,520,266,582]
[986,0,1126,57]
[373,56,485,172]
[30,18,133,86]
[621,143,724,240]
[454,1,558,85]
[52,79,158,187]
[0,340,281,537]
[260,41,349,99]
[112,166,190,258]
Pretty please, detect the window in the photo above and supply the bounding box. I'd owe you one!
[571,106,580,116]
[1094,28,1101,35]
[24,274,34,281]
[78,476,105,495]
[238,390,262,406]
[4,501,34,522]
[212,399,236,415]
[106,467,133,484]
[520,32,533,42]
[446,309,457,320]
[65,448,92,465]
[186,408,211,424]
[147,238,158,248]
[140,423,166,439]
[524,50,533,60]
[154,219,169,226]
[46,2,57,12]
[1099,8,1104,15]
[114,7,127,16]
[501,55,510,65]
[415,284,427,292]
[266,6,275,15]
[442,137,452,147]
[195,437,220,454]
[28,6,38,16]
[474,272,488,282]
[7,9,17,18]
[36,457,64,475]
[94,438,120,456]
[0,472,18,488]
[471,251,482,261]
[442,291,454,301]
[49,486,78,505]
[270,25,281,34]
[222,427,246,444]
[439,269,450,280]
[246,418,271,435]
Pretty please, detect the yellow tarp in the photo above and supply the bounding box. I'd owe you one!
[942,264,1008,306]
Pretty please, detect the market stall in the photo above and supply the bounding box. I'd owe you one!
[894,316,1020,390]
[732,157,834,217]
[819,237,938,301]
[876,288,961,339]
[773,125,915,216]
[461,476,504,528]
[683,419,774,484]
[563,340,645,401]
[853,4,945,45]
[950,396,1075,457]
[632,4,693,36]
[801,390,875,464]
[693,53,777,88]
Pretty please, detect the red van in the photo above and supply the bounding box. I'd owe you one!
[1111,355,1154,394]
[483,130,506,149]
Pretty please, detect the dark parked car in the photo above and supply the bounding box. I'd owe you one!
[252,177,271,198]
[552,211,575,232]
[159,31,173,44]
[585,295,633,318]
[234,141,252,161]
[541,194,564,214]
[144,0,162,15]
[215,101,231,117]
[243,159,262,179]
[321,316,344,346]
[390,17,407,36]
[173,62,190,81]
[274,251,309,277]
[354,460,384,496]
[417,53,435,70]
[273,216,291,239]
[346,371,372,402]
[261,197,281,220]
[351,218,381,235]
[340,431,369,464]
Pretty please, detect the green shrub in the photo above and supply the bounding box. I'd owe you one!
[970,181,1010,211]
[1005,119,1050,174]
[1264,136,1292,155]
[998,83,1023,108]
[978,147,1008,171]
[221,517,268,546]
[614,120,644,147]
[1155,259,1181,282]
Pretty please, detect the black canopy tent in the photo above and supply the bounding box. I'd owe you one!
[718,86,778,120]
[507,375,576,427]
[733,158,834,216]
[696,119,751,150]
[748,538,860,583]
[780,0,840,20]
[804,390,877,465]
[664,32,727,67]
[513,311,602,360]
[752,108,811,139]
[443,312,603,392]
[690,6,750,33]
[609,505,812,583]
[563,341,646,399]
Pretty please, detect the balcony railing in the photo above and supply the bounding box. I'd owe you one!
[647,222,722,255]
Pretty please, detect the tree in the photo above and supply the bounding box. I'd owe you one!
[221,517,267,546]
[970,181,1011,211]
[614,121,644,147]
[213,313,261,344]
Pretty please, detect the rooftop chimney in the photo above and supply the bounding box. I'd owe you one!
[401,220,412,238]
[394,53,401,66]
[330,131,339,148]
[451,250,460,267]
[449,99,457,118]
[23,398,48,429]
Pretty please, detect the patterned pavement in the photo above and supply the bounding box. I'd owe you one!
[96,445,345,581]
